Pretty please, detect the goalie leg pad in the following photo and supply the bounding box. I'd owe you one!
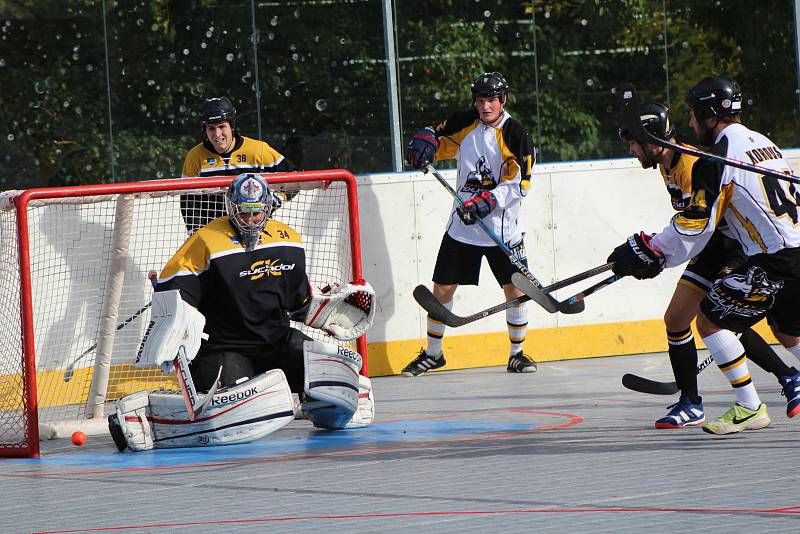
[343,375,374,429]
[302,340,362,429]
[111,390,154,451]
[112,369,295,451]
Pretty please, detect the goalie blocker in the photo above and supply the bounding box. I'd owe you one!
[109,340,374,451]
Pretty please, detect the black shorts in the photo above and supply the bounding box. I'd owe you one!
[700,247,800,335]
[432,232,526,286]
[680,231,747,293]
[190,327,311,393]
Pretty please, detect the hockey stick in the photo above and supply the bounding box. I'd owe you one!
[174,345,221,421]
[619,83,800,186]
[423,164,584,314]
[621,354,714,395]
[510,271,623,314]
[414,262,614,327]
[64,271,159,382]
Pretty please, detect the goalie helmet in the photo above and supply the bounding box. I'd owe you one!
[200,97,237,129]
[470,71,509,100]
[619,102,675,143]
[225,173,274,251]
[684,76,742,121]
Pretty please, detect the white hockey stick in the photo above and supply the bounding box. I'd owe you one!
[174,346,221,421]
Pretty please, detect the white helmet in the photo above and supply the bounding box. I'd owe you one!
[224,173,274,251]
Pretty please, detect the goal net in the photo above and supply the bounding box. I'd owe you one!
[0,171,365,457]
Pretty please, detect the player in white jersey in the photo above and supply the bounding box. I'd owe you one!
[609,76,800,435]
[402,71,537,376]
[619,101,799,430]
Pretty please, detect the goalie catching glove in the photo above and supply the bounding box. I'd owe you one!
[303,279,376,340]
[607,232,665,280]
[135,290,208,373]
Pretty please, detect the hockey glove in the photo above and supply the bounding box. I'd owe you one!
[607,231,665,280]
[457,191,497,225]
[405,127,439,169]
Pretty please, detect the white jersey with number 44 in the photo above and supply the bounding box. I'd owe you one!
[652,123,800,267]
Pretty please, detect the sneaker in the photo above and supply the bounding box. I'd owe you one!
[655,395,705,429]
[702,402,771,435]
[401,349,446,377]
[507,352,537,373]
[779,370,800,418]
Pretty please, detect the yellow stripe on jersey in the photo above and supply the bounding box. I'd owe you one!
[158,217,304,281]
[728,204,769,252]
[495,129,523,186]
[436,119,479,161]
[660,148,699,211]
[182,136,286,177]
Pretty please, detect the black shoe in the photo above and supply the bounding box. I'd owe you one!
[402,349,446,376]
[507,352,537,373]
[108,414,128,452]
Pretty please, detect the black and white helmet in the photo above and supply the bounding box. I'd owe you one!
[225,173,273,251]
[684,76,742,121]
[200,97,237,128]
[470,71,509,100]
[619,102,675,143]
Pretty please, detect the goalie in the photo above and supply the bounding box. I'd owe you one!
[108,173,376,451]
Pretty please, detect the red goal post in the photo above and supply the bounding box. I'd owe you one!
[0,170,365,458]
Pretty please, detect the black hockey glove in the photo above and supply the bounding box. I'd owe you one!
[457,191,497,225]
[405,127,439,169]
[607,231,665,280]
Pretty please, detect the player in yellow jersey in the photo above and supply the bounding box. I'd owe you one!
[108,174,376,451]
[180,97,298,233]
[619,102,798,429]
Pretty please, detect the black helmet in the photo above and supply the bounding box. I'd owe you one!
[684,76,742,121]
[470,71,509,99]
[619,102,675,143]
[200,97,237,127]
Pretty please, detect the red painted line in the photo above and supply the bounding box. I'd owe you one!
[30,506,800,533]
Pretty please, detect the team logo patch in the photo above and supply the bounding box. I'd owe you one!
[707,266,783,319]
[207,157,216,165]
[463,156,497,193]
[240,258,296,280]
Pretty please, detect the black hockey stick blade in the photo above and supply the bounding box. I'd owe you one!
[622,355,714,395]
[621,373,679,395]
[511,272,585,314]
[618,82,800,186]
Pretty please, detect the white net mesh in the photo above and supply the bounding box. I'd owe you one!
[0,173,361,455]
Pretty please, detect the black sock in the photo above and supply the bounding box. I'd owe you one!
[740,328,794,379]
[667,327,700,403]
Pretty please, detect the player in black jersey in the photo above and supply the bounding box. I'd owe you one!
[108,174,376,451]
[619,102,799,429]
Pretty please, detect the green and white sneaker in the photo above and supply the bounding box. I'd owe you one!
[702,403,771,435]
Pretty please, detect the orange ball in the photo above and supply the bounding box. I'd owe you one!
[71,431,87,446]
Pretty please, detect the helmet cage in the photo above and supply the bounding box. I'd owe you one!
[225,173,273,250]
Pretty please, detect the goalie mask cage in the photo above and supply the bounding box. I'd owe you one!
[0,170,365,457]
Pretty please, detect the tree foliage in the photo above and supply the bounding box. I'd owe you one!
[0,0,797,189]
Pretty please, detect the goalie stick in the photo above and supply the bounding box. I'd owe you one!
[174,345,221,421]
[621,354,714,395]
[618,83,800,186]
[423,164,584,314]
[414,263,614,327]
